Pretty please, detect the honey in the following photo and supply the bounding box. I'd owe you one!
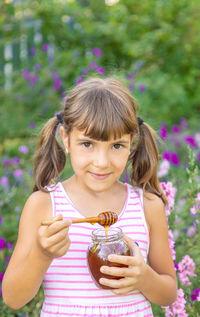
[87,227,132,289]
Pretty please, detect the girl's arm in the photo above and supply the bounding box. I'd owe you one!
[99,193,177,306]
[2,191,71,310]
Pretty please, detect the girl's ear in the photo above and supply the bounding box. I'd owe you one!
[59,126,69,151]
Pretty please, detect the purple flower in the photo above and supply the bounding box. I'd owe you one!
[0,272,4,282]
[163,149,171,161]
[42,43,49,52]
[172,125,180,133]
[13,169,23,178]
[19,145,28,154]
[89,61,97,70]
[3,158,12,166]
[96,66,105,75]
[7,242,13,251]
[81,68,88,75]
[29,73,39,88]
[92,48,102,57]
[76,76,84,85]
[179,117,188,130]
[52,77,62,91]
[29,122,36,129]
[191,288,200,301]
[0,238,6,250]
[139,84,146,92]
[126,73,134,80]
[171,151,180,167]
[30,46,36,56]
[0,176,8,187]
[22,69,31,81]
[197,151,200,163]
[12,157,20,164]
[128,83,135,91]
[160,123,168,140]
[184,136,197,149]
[35,63,41,71]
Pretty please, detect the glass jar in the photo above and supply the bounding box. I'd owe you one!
[87,227,132,289]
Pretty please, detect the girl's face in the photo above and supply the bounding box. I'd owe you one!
[60,127,132,193]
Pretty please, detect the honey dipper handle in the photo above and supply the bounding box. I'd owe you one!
[41,216,100,226]
[72,216,99,224]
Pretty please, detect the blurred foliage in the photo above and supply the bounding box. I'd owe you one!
[0,0,200,315]
[0,0,200,142]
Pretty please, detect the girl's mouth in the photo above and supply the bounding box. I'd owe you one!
[89,172,111,180]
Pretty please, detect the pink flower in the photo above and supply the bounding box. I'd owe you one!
[160,123,168,140]
[160,182,177,217]
[168,229,176,260]
[164,288,188,316]
[187,225,196,237]
[13,169,23,178]
[178,255,196,286]
[19,145,28,154]
[92,48,102,57]
[158,159,170,178]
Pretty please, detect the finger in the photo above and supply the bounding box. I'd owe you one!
[107,254,139,266]
[46,218,72,236]
[123,235,140,255]
[48,236,71,256]
[99,277,132,289]
[100,265,133,277]
[46,227,70,245]
[112,285,135,295]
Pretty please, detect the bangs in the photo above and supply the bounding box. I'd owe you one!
[74,88,137,141]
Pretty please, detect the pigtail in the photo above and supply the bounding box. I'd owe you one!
[33,117,66,192]
[130,123,168,206]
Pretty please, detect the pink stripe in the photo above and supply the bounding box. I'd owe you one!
[44,280,93,284]
[119,217,142,221]
[70,225,93,230]
[44,298,146,308]
[45,272,89,276]
[50,265,87,268]
[45,291,140,299]
[71,241,89,245]
[45,287,101,291]
[128,202,140,205]
[69,233,91,237]
[56,257,86,261]
[130,196,139,199]
[68,249,87,252]
[55,202,70,205]
[54,196,66,199]
[42,306,151,316]
[55,209,75,212]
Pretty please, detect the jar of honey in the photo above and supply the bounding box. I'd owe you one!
[87,227,132,289]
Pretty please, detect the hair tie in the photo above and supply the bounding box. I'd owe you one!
[137,117,144,126]
[56,112,63,124]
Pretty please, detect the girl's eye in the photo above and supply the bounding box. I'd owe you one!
[113,144,123,150]
[82,142,93,149]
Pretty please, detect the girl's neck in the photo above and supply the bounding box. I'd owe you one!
[62,175,127,218]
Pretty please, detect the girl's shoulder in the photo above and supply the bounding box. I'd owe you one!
[22,190,53,226]
[143,192,166,233]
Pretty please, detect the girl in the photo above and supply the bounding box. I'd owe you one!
[2,77,177,316]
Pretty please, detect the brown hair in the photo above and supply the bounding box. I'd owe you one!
[33,77,167,205]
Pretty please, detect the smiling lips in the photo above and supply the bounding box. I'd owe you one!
[89,172,111,180]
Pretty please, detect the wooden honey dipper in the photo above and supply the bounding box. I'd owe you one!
[41,211,118,227]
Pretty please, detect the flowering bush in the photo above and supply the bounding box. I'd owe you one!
[0,44,200,316]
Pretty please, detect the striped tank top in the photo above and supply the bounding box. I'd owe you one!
[40,182,153,317]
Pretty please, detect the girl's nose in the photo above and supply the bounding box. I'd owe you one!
[93,150,110,168]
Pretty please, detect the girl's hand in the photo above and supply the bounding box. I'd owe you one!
[99,235,147,294]
[37,214,72,259]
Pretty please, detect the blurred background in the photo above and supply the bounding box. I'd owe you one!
[0,0,200,316]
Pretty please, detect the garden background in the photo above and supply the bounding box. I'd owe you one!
[0,0,200,316]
